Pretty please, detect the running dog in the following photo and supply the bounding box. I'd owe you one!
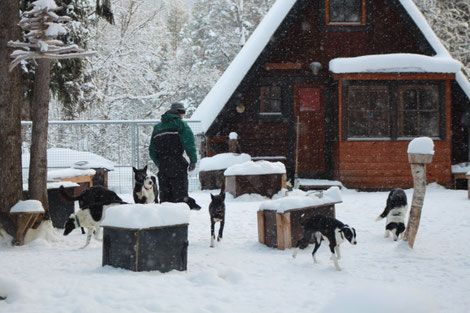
[208,186,225,247]
[376,188,408,241]
[292,214,357,271]
[133,166,158,204]
[60,185,126,248]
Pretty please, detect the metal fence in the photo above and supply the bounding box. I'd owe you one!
[21,120,204,194]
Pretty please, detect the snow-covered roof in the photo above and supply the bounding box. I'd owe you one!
[101,203,190,229]
[199,153,251,171]
[224,160,286,176]
[191,0,297,132]
[22,148,115,171]
[329,54,462,74]
[191,0,470,134]
[259,186,342,213]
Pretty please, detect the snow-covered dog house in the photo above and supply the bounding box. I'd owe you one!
[199,153,251,190]
[224,160,287,198]
[257,187,342,250]
[101,203,190,272]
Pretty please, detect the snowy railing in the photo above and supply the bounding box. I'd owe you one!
[21,120,204,194]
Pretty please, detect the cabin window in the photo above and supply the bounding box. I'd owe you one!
[326,0,365,25]
[260,86,282,115]
[398,85,440,137]
[346,86,390,138]
[343,82,443,140]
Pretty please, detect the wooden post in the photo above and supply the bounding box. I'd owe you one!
[406,153,433,248]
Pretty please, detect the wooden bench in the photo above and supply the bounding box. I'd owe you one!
[451,172,470,199]
[257,200,340,250]
[9,200,45,245]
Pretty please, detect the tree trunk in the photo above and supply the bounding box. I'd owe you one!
[405,163,427,248]
[0,1,23,237]
[28,59,51,216]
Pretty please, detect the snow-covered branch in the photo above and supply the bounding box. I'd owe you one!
[8,0,95,72]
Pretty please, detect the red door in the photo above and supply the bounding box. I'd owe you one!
[293,84,326,177]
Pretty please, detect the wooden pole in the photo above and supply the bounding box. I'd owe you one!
[405,163,427,248]
[406,153,433,248]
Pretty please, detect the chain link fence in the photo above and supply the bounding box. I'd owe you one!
[21,120,204,194]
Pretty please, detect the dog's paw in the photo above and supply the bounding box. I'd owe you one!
[292,248,299,259]
[375,216,383,222]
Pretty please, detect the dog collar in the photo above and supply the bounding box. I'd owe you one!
[75,215,81,228]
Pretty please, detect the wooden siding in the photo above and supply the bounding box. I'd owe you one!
[336,140,452,189]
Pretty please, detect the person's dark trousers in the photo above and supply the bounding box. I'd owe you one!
[157,157,188,203]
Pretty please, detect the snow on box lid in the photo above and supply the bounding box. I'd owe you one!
[199,153,251,171]
[407,137,434,155]
[224,160,286,176]
[101,203,190,229]
[47,168,96,179]
[259,187,342,213]
[10,200,45,213]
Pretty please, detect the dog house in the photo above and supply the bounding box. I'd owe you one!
[257,187,342,250]
[224,160,287,198]
[101,203,190,272]
[199,153,251,189]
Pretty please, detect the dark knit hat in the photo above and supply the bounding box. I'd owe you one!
[170,102,186,114]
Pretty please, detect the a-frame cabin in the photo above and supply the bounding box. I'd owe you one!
[191,0,470,189]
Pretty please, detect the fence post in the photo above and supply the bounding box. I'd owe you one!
[130,122,137,169]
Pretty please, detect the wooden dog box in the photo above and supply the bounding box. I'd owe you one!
[199,169,225,190]
[225,173,287,198]
[102,224,188,272]
[257,202,339,250]
[101,203,190,272]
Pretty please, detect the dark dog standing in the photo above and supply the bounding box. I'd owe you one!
[209,185,225,247]
[376,188,408,241]
[133,165,158,204]
[293,214,357,271]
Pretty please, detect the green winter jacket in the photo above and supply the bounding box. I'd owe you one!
[149,112,197,168]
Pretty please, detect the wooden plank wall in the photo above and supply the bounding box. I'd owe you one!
[336,140,452,189]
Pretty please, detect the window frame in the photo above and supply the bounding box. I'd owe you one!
[397,84,441,138]
[342,80,445,141]
[325,0,367,26]
[255,82,288,122]
[345,85,391,139]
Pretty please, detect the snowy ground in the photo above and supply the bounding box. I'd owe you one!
[1,184,469,313]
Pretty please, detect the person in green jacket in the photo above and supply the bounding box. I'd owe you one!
[149,102,197,203]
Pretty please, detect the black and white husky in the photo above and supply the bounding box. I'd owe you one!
[376,188,408,241]
[292,215,357,271]
[60,186,126,248]
[133,166,158,204]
